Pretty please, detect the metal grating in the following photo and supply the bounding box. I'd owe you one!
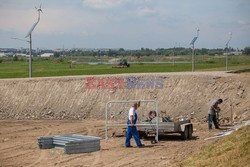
[37,134,101,154]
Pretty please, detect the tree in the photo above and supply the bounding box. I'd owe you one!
[118,48,126,57]
[135,51,142,59]
[119,48,125,52]
[201,48,208,55]
[13,55,18,61]
[244,47,250,55]
[54,52,60,57]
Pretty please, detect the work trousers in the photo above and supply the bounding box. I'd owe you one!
[208,114,219,129]
[125,126,142,147]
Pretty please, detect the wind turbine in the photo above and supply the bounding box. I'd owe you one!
[190,28,200,72]
[225,32,232,71]
[25,4,43,78]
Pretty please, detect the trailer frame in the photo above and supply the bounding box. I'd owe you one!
[105,100,159,142]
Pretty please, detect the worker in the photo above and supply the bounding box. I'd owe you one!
[125,101,144,148]
[146,110,157,122]
[208,99,223,129]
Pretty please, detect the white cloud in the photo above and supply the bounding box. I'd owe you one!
[82,0,153,9]
[0,7,108,36]
[135,7,157,17]
[237,20,250,27]
[1,0,250,49]
[82,0,125,9]
[0,9,34,34]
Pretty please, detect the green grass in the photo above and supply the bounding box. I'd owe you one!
[231,68,250,73]
[174,126,250,167]
[0,55,250,79]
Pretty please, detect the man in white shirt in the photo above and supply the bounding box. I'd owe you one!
[125,101,144,147]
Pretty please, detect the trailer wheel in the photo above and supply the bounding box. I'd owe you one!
[181,127,188,140]
[138,131,147,139]
[188,125,193,139]
[151,140,157,144]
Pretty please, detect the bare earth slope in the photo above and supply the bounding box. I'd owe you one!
[0,72,249,121]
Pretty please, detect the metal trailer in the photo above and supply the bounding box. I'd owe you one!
[105,100,159,142]
[137,119,193,141]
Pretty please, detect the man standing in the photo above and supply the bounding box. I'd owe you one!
[125,101,144,148]
[208,99,223,129]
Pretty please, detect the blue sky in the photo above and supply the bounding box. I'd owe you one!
[0,0,249,49]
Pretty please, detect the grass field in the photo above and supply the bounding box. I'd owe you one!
[175,125,250,167]
[0,55,249,78]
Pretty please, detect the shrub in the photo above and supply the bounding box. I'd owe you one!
[13,55,18,61]
[205,60,215,64]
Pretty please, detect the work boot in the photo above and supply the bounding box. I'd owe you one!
[138,144,145,148]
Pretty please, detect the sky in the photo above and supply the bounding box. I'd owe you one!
[0,0,250,50]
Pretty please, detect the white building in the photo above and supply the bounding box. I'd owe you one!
[40,53,54,58]
[223,51,243,56]
[14,53,30,57]
[0,52,7,57]
[231,51,243,55]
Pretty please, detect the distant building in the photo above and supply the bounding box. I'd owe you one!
[36,48,41,54]
[14,53,30,57]
[0,52,7,57]
[54,48,63,52]
[223,51,243,56]
[231,51,243,55]
[40,53,54,58]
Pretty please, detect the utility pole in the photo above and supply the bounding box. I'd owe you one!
[29,34,32,77]
[192,43,195,72]
[172,43,176,66]
[225,32,232,71]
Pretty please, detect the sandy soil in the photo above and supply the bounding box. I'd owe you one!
[0,72,249,166]
[0,120,222,167]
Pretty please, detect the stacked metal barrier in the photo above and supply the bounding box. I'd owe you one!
[38,136,54,149]
[37,134,101,154]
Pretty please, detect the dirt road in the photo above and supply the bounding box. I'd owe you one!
[0,120,220,167]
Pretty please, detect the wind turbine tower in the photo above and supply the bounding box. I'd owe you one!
[225,32,232,71]
[190,28,200,72]
[25,4,43,78]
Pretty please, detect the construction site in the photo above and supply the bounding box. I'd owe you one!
[1,0,250,166]
[0,71,249,166]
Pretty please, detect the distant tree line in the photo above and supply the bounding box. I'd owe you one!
[2,46,249,58]
[60,47,249,57]
[244,47,250,55]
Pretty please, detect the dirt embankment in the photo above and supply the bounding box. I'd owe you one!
[0,72,249,121]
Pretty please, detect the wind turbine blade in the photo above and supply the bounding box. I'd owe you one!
[25,22,38,38]
[40,4,42,8]
[11,37,29,42]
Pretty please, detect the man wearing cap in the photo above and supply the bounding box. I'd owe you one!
[125,101,144,148]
